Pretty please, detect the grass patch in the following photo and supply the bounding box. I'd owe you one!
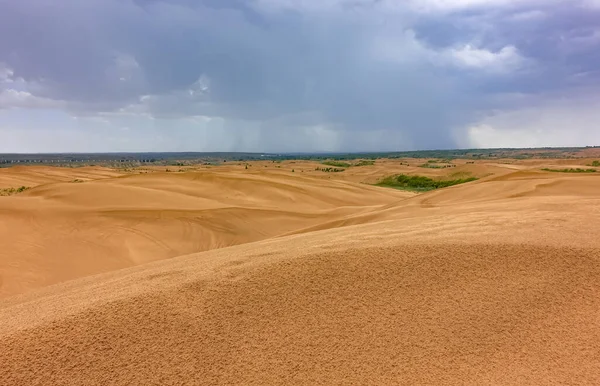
[419,163,456,169]
[448,171,474,179]
[424,159,452,164]
[354,160,375,166]
[322,160,352,168]
[0,186,31,196]
[541,168,596,173]
[588,160,600,167]
[376,174,478,192]
[321,159,374,168]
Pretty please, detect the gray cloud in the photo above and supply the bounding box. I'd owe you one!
[0,0,599,151]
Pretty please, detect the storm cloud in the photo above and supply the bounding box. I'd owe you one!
[1,0,599,152]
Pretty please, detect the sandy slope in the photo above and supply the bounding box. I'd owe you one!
[1,164,600,384]
[0,168,408,297]
[0,165,123,188]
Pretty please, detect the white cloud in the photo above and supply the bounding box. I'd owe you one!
[252,0,375,13]
[507,9,546,21]
[375,33,529,74]
[464,94,600,147]
[570,29,600,47]
[467,123,600,148]
[0,89,65,110]
[105,52,146,88]
[582,0,600,8]
[405,0,518,13]
[406,0,572,12]
[0,63,14,83]
[448,44,526,72]
[0,63,54,104]
[188,74,211,97]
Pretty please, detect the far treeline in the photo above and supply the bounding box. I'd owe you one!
[1,147,599,167]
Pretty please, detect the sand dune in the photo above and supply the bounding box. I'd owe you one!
[0,165,122,188]
[0,168,408,297]
[1,162,600,384]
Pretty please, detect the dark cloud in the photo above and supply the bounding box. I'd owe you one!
[413,1,600,94]
[0,0,599,151]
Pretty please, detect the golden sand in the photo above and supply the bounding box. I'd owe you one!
[1,160,599,385]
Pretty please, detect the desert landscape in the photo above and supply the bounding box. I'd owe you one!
[1,151,599,385]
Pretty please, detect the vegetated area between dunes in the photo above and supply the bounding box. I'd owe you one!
[376,173,478,191]
[541,167,597,173]
[1,150,600,385]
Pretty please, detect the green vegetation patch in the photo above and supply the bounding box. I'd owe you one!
[321,160,352,168]
[426,159,451,164]
[321,159,374,168]
[448,171,474,179]
[589,160,600,167]
[419,163,456,169]
[541,168,597,173]
[0,186,31,196]
[376,174,478,192]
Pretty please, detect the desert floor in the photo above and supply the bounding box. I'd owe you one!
[1,157,600,385]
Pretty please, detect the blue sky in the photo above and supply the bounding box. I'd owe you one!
[1,0,599,152]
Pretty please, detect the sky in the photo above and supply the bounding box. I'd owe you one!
[0,0,599,153]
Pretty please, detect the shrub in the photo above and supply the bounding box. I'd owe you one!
[0,186,31,196]
[315,167,345,173]
[590,160,600,167]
